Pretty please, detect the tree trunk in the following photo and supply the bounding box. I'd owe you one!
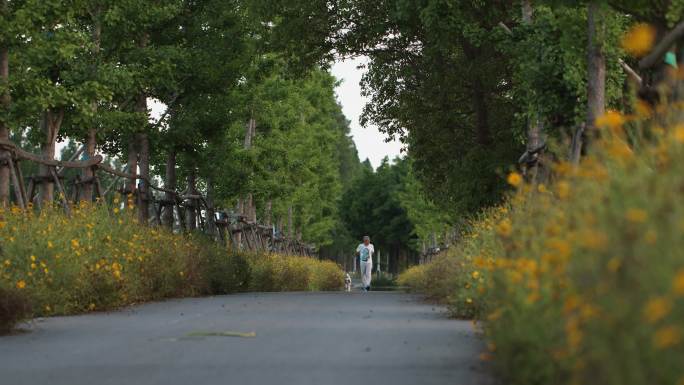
[521,0,532,23]
[162,149,176,228]
[580,0,606,161]
[185,170,197,231]
[80,128,97,201]
[39,109,63,203]
[472,77,491,146]
[287,206,293,238]
[242,117,256,221]
[206,177,216,236]
[264,200,272,226]
[136,130,149,225]
[521,0,545,181]
[125,138,138,194]
[81,11,102,202]
[0,37,9,207]
[247,194,256,222]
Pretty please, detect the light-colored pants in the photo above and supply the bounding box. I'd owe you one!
[361,261,373,288]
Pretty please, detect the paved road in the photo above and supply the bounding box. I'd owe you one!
[0,292,492,385]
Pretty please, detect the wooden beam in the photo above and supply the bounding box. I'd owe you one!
[0,139,102,168]
[49,166,71,217]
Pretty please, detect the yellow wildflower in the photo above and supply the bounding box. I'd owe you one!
[71,239,80,249]
[595,110,626,131]
[16,280,26,289]
[581,230,608,250]
[487,308,503,321]
[621,23,656,57]
[635,99,653,118]
[556,181,570,200]
[607,257,621,273]
[546,238,571,260]
[3,259,10,266]
[30,263,37,269]
[47,241,54,249]
[507,172,523,187]
[673,124,684,143]
[625,208,647,224]
[672,270,684,296]
[653,326,681,349]
[526,291,540,304]
[471,271,480,280]
[643,297,672,324]
[30,255,36,262]
[607,140,634,160]
[496,219,512,237]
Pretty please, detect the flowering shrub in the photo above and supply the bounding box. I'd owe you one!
[247,253,344,292]
[400,108,684,384]
[0,199,344,332]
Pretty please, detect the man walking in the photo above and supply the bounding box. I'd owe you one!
[356,236,374,292]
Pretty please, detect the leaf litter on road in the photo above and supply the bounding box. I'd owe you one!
[185,331,257,338]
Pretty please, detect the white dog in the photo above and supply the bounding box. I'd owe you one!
[344,273,352,292]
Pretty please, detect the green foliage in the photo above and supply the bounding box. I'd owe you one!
[340,157,416,256]
[504,5,627,132]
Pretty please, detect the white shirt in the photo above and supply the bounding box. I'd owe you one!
[356,243,374,264]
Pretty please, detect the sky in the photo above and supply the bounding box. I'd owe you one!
[331,57,403,169]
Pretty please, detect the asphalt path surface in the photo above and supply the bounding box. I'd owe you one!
[0,291,492,385]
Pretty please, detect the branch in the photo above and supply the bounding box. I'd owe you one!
[97,163,178,195]
[639,21,684,69]
[498,22,513,36]
[619,59,643,85]
[0,139,102,168]
[150,92,180,130]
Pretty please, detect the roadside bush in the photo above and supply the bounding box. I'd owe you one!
[398,207,504,318]
[0,198,344,333]
[200,249,251,295]
[0,285,31,334]
[0,199,223,317]
[247,253,344,292]
[397,265,428,292]
[309,260,345,291]
[403,105,684,385]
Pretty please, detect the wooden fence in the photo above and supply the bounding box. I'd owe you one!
[0,138,315,257]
